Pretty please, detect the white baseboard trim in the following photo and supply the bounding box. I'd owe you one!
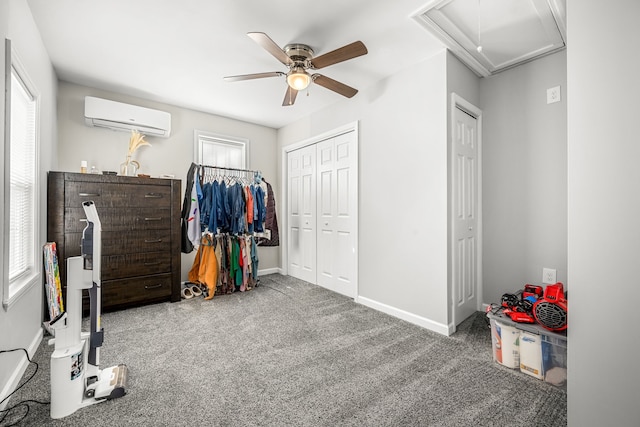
[0,327,43,410]
[355,296,451,336]
[446,322,457,336]
[257,267,281,276]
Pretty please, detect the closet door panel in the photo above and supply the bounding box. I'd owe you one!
[334,151,356,288]
[316,131,357,297]
[288,172,302,272]
[336,230,352,283]
[299,146,317,282]
[317,140,335,288]
[287,145,316,283]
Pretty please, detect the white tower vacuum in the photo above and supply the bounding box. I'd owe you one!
[49,200,128,419]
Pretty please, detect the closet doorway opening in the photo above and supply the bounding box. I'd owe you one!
[282,122,359,298]
[450,94,483,331]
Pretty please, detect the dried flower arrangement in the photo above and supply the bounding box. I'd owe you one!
[128,129,151,156]
[120,130,151,176]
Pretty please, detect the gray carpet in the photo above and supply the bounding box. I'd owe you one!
[2,274,566,426]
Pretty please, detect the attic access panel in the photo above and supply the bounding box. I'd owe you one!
[413,0,566,77]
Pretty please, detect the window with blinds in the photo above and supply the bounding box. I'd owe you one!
[4,39,40,306]
[194,130,248,169]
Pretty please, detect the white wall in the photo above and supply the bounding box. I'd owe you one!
[277,49,565,335]
[567,1,640,425]
[56,82,280,278]
[278,51,451,333]
[480,51,567,305]
[446,51,481,108]
[0,0,57,407]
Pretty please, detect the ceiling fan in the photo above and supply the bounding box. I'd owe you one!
[224,32,368,106]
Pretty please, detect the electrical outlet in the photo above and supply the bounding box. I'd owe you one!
[547,86,561,104]
[542,268,557,284]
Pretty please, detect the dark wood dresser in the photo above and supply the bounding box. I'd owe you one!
[47,172,182,312]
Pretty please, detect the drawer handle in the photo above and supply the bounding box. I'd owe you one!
[144,261,162,266]
[145,193,163,198]
[144,217,162,221]
[79,193,100,197]
[144,238,163,243]
[144,283,163,290]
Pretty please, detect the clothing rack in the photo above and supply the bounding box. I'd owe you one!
[199,164,259,174]
[181,162,279,256]
[198,164,262,183]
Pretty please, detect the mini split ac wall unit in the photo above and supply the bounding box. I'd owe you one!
[84,96,172,138]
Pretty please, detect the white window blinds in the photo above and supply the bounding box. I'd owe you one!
[8,65,37,285]
[194,130,248,169]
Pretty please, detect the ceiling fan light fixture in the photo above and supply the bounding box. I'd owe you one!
[287,67,311,90]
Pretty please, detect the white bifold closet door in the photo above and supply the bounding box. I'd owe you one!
[287,130,357,298]
[287,144,317,284]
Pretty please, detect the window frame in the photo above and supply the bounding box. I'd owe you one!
[3,38,41,309]
[193,130,249,170]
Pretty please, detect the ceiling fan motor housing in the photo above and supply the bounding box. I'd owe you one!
[284,44,314,64]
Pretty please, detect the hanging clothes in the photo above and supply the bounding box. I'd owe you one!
[253,184,265,233]
[209,180,221,233]
[251,236,259,281]
[182,164,268,300]
[181,163,198,253]
[245,185,254,233]
[187,234,218,300]
[183,165,202,251]
[257,180,279,246]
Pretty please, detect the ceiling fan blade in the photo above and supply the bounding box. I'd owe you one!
[310,41,368,69]
[282,86,298,106]
[312,74,358,98]
[223,71,284,82]
[247,32,293,66]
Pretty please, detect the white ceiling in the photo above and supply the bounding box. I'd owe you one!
[26,0,444,129]
[26,0,566,130]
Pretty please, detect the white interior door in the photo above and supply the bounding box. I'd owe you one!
[287,144,316,283]
[316,131,357,297]
[452,104,480,325]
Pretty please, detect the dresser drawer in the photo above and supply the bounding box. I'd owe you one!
[65,229,172,257]
[65,207,171,232]
[102,273,173,306]
[65,181,171,209]
[101,251,171,280]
